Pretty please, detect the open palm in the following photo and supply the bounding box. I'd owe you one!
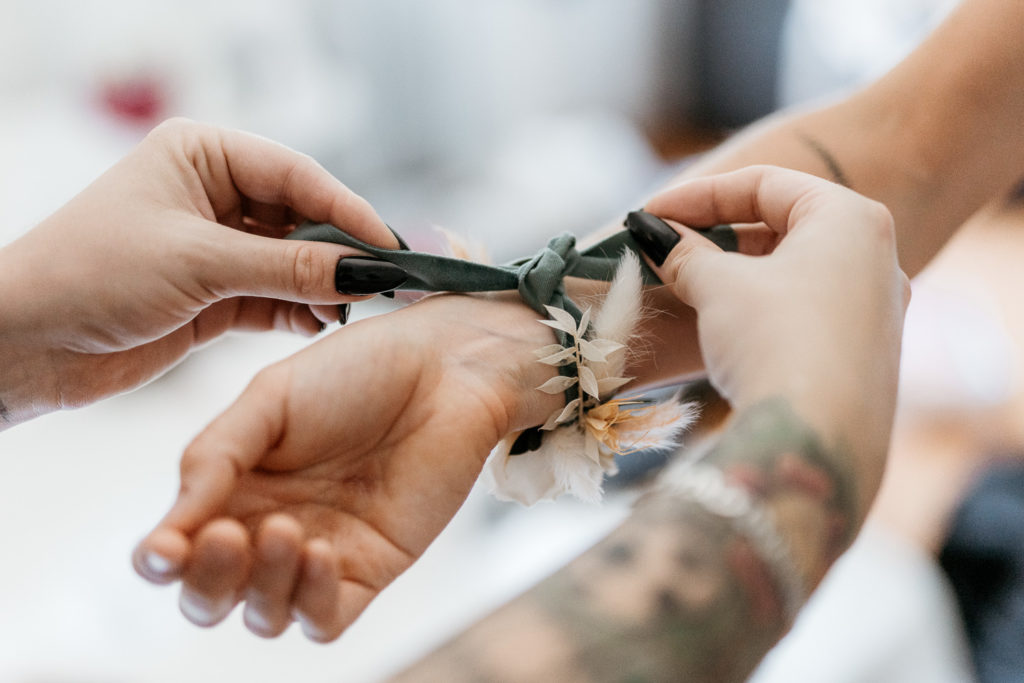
[134,294,558,640]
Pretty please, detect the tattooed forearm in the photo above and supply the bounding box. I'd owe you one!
[390,398,855,683]
[796,132,851,188]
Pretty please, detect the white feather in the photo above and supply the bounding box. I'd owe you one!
[591,251,644,381]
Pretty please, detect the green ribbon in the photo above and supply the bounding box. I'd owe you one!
[287,222,736,320]
[287,219,735,449]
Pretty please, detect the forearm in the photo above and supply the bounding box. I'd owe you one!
[392,396,862,683]
[589,0,1024,389]
[0,242,57,429]
[672,0,1024,277]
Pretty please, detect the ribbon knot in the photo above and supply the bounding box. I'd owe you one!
[512,232,582,317]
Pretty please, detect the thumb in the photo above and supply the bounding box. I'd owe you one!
[203,229,405,304]
[134,367,285,584]
[625,210,724,309]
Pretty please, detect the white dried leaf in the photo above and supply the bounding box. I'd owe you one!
[533,344,566,359]
[577,306,591,338]
[539,318,578,335]
[597,376,633,395]
[578,365,600,398]
[578,339,608,363]
[537,375,578,394]
[544,305,579,336]
[537,347,577,366]
[588,338,626,356]
[542,398,581,430]
[541,409,563,431]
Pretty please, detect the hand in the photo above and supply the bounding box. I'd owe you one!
[0,118,399,426]
[638,166,910,510]
[133,294,561,641]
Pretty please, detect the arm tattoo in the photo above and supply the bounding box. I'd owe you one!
[796,132,851,188]
[390,398,855,683]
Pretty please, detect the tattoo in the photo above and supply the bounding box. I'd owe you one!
[796,132,851,188]
[390,398,855,683]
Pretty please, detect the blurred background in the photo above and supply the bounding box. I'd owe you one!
[6,0,1020,681]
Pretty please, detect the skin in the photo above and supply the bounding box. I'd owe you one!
[0,118,398,427]
[392,400,843,683]
[13,0,1020,671]
[609,0,1024,391]
[132,167,908,683]
[661,0,1024,279]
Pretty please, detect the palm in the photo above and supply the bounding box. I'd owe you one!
[137,294,549,639]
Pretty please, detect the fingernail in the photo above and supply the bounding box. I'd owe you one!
[292,608,329,643]
[338,303,350,325]
[335,256,407,295]
[143,551,174,577]
[624,210,681,266]
[318,320,327,334]
[179,590,230,627]
[243,602,274,636]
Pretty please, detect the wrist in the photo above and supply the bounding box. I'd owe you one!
[423,294,564,435]
[0,246,39,426]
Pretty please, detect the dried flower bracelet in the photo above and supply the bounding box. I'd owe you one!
[288,212,737,504]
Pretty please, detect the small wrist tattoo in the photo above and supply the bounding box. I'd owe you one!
[796,132,851,188]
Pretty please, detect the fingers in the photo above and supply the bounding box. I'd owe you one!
[133,375,281,600]
[625,211,728,309]
[644,165,857,238]
[133,526,190,584]
[243,515,305,638]
[292,540,376,643]
[179,519,252,627]
[148,369,285,546]
[218,125,397,247]
[151,118,397,249]
[197,221,408,305]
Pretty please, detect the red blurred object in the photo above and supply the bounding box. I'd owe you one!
[99,74,168,125]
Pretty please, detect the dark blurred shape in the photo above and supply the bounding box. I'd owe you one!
[692,0,791,127]
[939,458,1024,683]
[648,0,790,152]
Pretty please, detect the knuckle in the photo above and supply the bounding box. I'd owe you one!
[862,199,896,241]
[900,271,913,308]
[179,443,208,479]
[147,116,199,143]
[287,242,329,299]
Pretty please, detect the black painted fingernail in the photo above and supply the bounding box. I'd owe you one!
[380,290,396,299]
[318,320,327,333]
[335,257,408,295]
[625,210,681,266]
[338,303,350,325]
